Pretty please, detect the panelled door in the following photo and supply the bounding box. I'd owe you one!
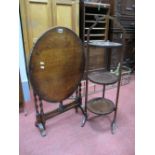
[20,0,79,61]
[53,0,79,35]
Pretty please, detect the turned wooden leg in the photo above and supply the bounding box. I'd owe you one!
[39,97,46,130]
[33,92,46,137]
[75,89,79,113]
[33,92,40,126]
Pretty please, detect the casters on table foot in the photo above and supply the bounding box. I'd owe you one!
[35,122,46,137]
[38,123,46,137]
[111,121,117,134]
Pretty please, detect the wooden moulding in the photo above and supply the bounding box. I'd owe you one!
[29,0,48,3]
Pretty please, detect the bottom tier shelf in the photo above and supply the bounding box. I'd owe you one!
[87,98,115,115]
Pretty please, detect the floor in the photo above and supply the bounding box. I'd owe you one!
[19,75,135,155]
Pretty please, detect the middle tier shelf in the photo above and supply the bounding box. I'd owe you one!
[88,71,119,85]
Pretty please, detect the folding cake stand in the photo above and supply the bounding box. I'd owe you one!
[84,15,125,133]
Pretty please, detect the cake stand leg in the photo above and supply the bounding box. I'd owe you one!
[78,105,87,127]
[102,85,105,98]
[77,82,87,127]
[111,120,117,134]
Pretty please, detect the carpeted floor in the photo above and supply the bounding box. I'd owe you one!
[19,76,135,155]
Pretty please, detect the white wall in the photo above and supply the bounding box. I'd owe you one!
[19,16,30,102]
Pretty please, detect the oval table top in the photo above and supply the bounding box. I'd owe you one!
[29,27,85,102]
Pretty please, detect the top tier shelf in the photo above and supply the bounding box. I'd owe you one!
[88,40,123,48]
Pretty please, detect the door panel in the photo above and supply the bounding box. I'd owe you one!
[22,0,53,56]
[20,0,79,61]
[56,5,72,29]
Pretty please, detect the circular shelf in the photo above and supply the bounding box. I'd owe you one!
[87,98,115,115]
[88,71,119,85]
[88,40,122,48]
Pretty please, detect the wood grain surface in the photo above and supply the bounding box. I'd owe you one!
[29,27,85,102]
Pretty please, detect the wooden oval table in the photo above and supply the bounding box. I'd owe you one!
[29,27,86,136]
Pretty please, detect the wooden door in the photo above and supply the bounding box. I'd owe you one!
[53,0,79,35]
[20,0,53,59]
[20,0,80,61]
